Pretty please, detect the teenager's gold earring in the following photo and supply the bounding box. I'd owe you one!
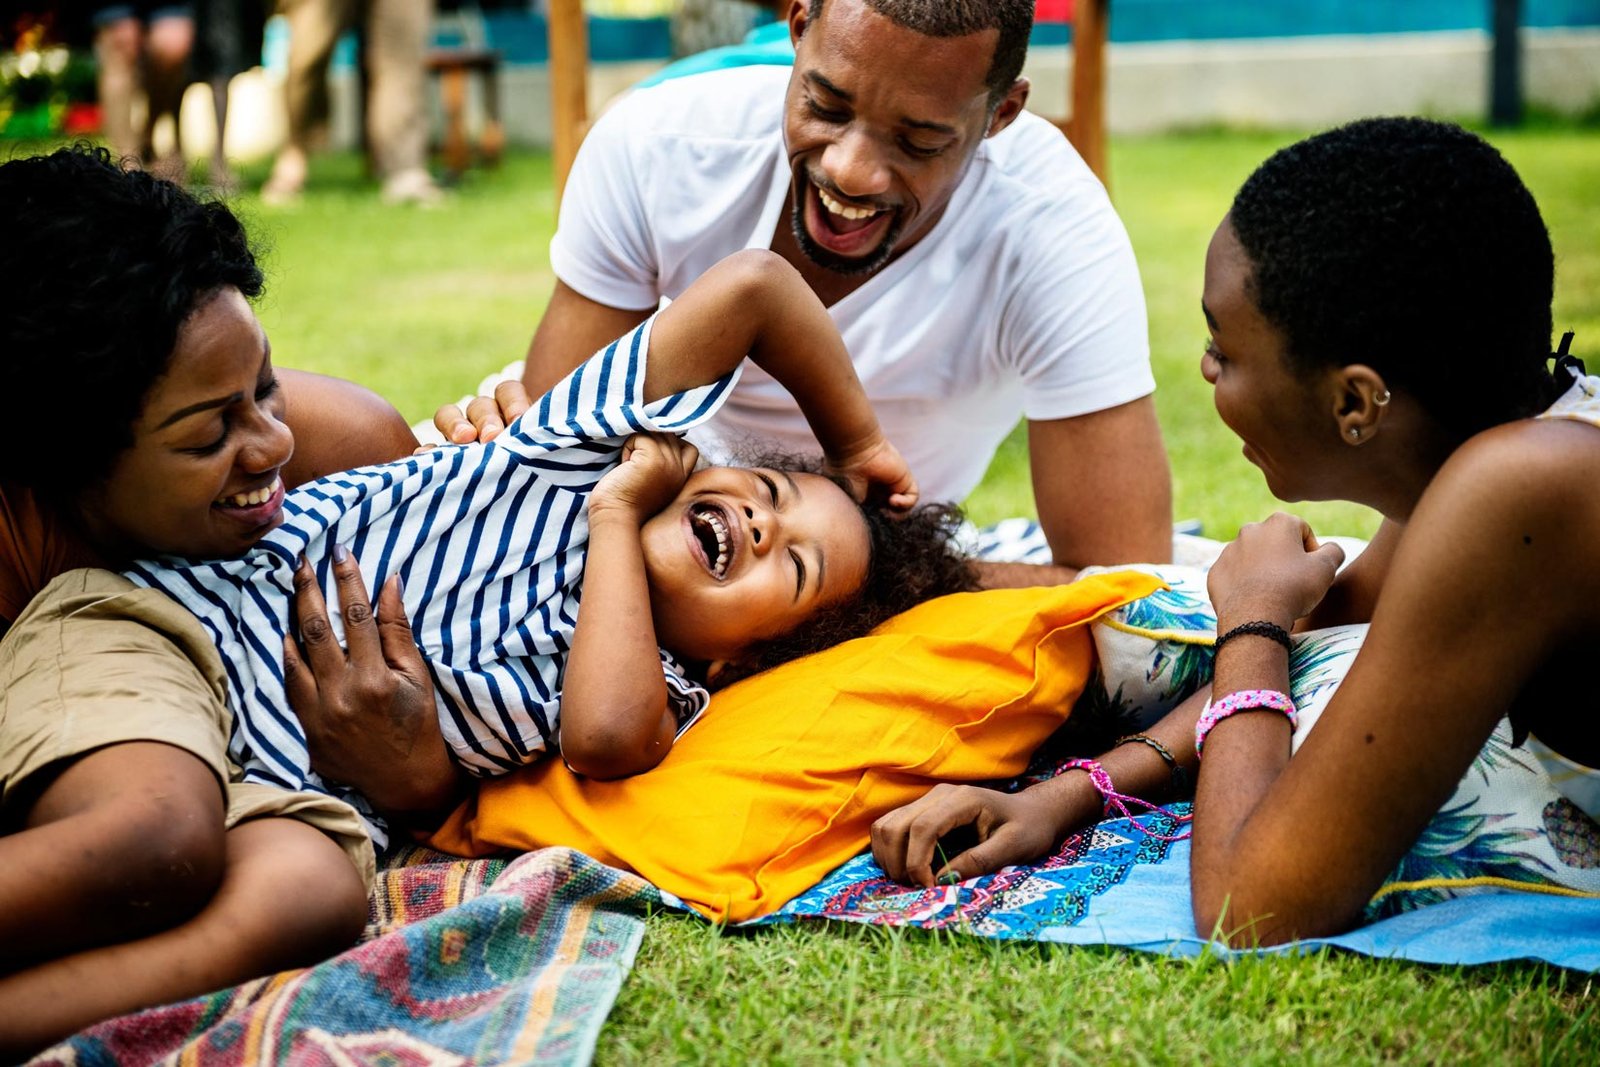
[1374,389,1391,406]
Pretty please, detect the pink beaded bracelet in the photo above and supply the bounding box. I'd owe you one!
[1061,758,1192,841]
[1193,689,1299,758]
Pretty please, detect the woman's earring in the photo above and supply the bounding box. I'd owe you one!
[1349,427,1362,440]
[1374,389,1392,407]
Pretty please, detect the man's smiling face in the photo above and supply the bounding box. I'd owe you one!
[781,0,1025,276]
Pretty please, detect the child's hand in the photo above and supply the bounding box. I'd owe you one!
[826,434,918,514]
[591,432,700,521]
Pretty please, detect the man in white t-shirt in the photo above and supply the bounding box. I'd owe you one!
[440,0,1172,583]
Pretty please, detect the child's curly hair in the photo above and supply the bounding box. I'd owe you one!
[708,452,979,689]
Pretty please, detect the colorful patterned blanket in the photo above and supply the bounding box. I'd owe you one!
[754,563,1600,973]
[30,847,656,1067]
[759,806,1600,971]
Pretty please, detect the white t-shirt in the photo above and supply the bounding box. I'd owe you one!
[551,65,1153,504]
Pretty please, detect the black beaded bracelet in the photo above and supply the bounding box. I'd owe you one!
[1213,619,1292,655]
[1113,732,1190,795]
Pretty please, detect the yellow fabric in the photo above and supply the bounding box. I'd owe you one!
[429,570,1163,922]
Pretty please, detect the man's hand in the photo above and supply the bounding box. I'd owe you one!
[591,433,700,521]
[824,433,918,514]
[282,549,462,818]
[870,783,1066,887]
[432,380,534,444]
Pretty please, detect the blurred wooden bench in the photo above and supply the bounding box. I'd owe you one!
[426,45,505,176]
[545,0,1110,199]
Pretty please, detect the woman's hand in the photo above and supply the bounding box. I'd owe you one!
[825,433,918,514]
[591,433,700,521]
[870,783,1075,887]
[282,550,463,819]
[1208,512,1346,629]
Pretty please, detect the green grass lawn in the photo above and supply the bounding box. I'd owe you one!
[30,124,1596,1061]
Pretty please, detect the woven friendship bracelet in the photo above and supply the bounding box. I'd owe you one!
[1113,733,1190,794]
[1194,689,1299,758]
[1061,758,1192,841]
[1213,620,1292,655]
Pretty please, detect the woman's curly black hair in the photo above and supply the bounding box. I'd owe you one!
[0,145,264,503]
[706,453,978,689]
[1229,117,1557,441]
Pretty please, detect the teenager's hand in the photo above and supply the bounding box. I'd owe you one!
[870,783,1066,887]
[1208,512,1345,630]
[591,432,700,521]
[282,550,462,818]
[825,434,918,514]
[433,381,534,444]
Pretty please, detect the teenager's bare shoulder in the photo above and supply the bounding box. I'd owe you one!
[1406,418,1600,610]
[1428,417,1600,520]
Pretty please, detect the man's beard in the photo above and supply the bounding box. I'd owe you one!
[789,184,904,278]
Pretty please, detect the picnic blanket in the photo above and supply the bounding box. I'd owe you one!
[758,803,1600,972]
[29,847,654,1067]
[758,564,1600,972]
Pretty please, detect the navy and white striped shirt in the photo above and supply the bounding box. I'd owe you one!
[127,317,736,844]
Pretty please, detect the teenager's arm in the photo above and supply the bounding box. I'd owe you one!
[1298,516,1402,630]
[1191,423,1598,944]
[645,250,914,508]
[559,434,700,779]
[279,369,418,485]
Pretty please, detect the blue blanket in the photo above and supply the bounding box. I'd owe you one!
[757,807,1600,971]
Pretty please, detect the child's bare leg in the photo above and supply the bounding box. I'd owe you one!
[0,816,366,1059]
[0,742,226,971]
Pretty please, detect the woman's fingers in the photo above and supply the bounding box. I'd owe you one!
[375,576,428,684]
[290,557,345,675]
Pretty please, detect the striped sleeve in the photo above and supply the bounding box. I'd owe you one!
[496,314,742,474]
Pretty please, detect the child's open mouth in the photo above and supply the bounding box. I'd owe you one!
[688,502,733,579]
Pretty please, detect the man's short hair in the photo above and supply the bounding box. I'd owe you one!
[807,0,1033,106]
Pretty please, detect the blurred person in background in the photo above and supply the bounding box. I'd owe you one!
[192,0,267,192]
[92,1,194,178]
[262,0,441,204]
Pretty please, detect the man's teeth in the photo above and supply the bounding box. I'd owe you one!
[817,186,878,221]
[217,478,281,508]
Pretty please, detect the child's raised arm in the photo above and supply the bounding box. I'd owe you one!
[558,432,701,780]
[643,249,916,511]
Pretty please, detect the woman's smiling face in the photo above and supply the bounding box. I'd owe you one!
[79,287,295,561]
[639,465,871,668]
[1201,217,1345,503]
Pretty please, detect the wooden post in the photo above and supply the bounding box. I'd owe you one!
[1489,0,1524,127]
[549,0,589,198]
[1069,0,1110,191]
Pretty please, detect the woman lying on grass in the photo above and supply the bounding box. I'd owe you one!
[872,117,1599,945]
[0,146,416,1056]
[0,149,970,1054]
